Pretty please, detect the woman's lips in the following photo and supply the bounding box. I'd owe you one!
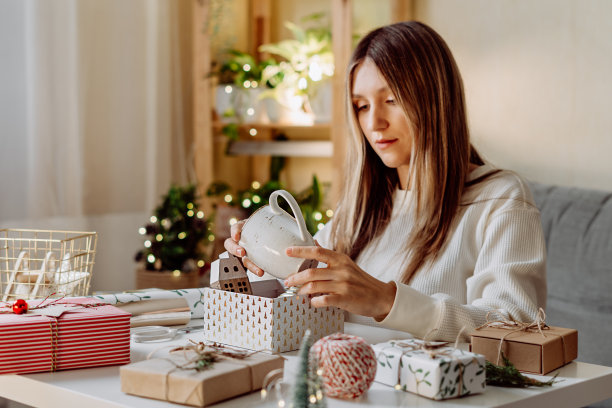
[375,139,398,149]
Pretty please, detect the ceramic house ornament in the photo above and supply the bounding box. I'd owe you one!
[210,252,252,295]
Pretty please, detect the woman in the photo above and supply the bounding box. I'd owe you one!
[225,21,546,341]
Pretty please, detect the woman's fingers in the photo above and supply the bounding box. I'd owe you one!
[285,267,337,287]
[230,220,245,242]
[296,279,347,297]
[224,219,264,276]
[309,294,342,309]
[223,237,245,257]
[286,245,339,266]
[241,256,264,277]
[224,219,247,256]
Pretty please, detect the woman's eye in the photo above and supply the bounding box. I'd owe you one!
[355,104,368,112]
[386,99,396,104]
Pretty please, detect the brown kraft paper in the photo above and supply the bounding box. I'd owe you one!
[120,351,284,407]
[470,325,578,374]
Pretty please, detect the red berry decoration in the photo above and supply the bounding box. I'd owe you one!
[12,299,28,314]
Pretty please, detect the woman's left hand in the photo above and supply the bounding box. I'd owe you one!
[284,244,397,320]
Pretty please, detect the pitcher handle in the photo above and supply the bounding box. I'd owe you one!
[269,190,311,242]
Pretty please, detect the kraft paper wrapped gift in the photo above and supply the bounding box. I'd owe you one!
[470,325,578,374]
[372,339,486,400]
[120,348,284,407]
[203,280,344,352]
[0,297,131,374]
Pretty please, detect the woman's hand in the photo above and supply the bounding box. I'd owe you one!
[284,244,397,320]
[223,220,264,277]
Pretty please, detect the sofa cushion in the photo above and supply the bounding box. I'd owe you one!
[529,181,612,368]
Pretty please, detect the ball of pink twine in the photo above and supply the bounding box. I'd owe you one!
[310,333,377,399]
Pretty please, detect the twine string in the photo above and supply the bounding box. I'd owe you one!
[0,292,110,314]
[475,308,550,365]
[390,327,468,397]
[148,341,278,406]
[49,317,59,371]
[310,333,377,399]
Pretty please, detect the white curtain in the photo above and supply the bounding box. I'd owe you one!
[22,0,191,219]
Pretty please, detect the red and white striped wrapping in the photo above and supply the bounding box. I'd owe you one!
[0,298,131,374]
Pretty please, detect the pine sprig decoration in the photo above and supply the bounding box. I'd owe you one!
[486,354,558,388]
[292,330,326,408]
[135,184,212,272]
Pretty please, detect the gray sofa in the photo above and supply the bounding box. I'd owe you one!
[529,182,612,407]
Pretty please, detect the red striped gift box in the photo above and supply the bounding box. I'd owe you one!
[0,298,131,374]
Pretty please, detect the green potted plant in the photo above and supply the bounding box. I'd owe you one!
[259,13,334,124]
[134,184,213,289]
[211,49,277,124]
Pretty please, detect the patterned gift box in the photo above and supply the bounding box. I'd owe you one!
[203,280,344,352]
[0,297,131,374]
[372,339,486,400]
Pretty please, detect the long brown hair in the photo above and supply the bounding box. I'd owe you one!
[330,21,483,283]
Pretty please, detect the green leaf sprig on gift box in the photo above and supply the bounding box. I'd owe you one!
[207,174,332,236]
[486,353,558,388]
[134,184,213,274]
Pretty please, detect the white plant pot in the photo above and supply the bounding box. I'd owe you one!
[215,84,240,122]
[309,80,332,124]
[236,88,269,123]
[264,90,314,125]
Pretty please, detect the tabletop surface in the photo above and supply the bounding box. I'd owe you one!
[1,321,611,408]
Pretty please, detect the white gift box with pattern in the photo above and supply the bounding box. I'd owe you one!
[372,339,486,400]
[202,279,344,353]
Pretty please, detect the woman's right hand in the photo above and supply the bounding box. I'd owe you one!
[223,220,265,277]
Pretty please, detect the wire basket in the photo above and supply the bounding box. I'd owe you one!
[0,229,97,301]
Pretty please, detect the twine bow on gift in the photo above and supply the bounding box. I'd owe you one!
[475,308,556,365]
[150,340,279,406]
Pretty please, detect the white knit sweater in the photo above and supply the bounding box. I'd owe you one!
[314,164,547,341]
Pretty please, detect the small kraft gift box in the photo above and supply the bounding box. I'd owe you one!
[372,339,486,400]
[470,309,578,374]
[120,344,284,407]
[0,297,131,374]
[203,279,344,353]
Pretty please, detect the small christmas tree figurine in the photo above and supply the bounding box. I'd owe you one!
[135,184,212,274]
[292,330,326,408]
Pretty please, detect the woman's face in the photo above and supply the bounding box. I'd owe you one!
[352,58,414,184]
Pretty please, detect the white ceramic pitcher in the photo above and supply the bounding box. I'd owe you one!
[239,190,317,280]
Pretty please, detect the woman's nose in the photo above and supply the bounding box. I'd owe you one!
[367,105,389,132]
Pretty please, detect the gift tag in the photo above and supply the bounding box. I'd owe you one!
[26,303,76,318]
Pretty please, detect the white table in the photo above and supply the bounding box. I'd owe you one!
[1,322,611,408]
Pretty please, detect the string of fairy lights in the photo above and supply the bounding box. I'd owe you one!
[221,181,333,231]
[136,181,333,275]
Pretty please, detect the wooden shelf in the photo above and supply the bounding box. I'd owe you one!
[227,140,333,157]
[213,121,331,132]
[193,0,414,204]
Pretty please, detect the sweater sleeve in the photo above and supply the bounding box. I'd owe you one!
[313,219,333,249]
[378,206,547,342]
